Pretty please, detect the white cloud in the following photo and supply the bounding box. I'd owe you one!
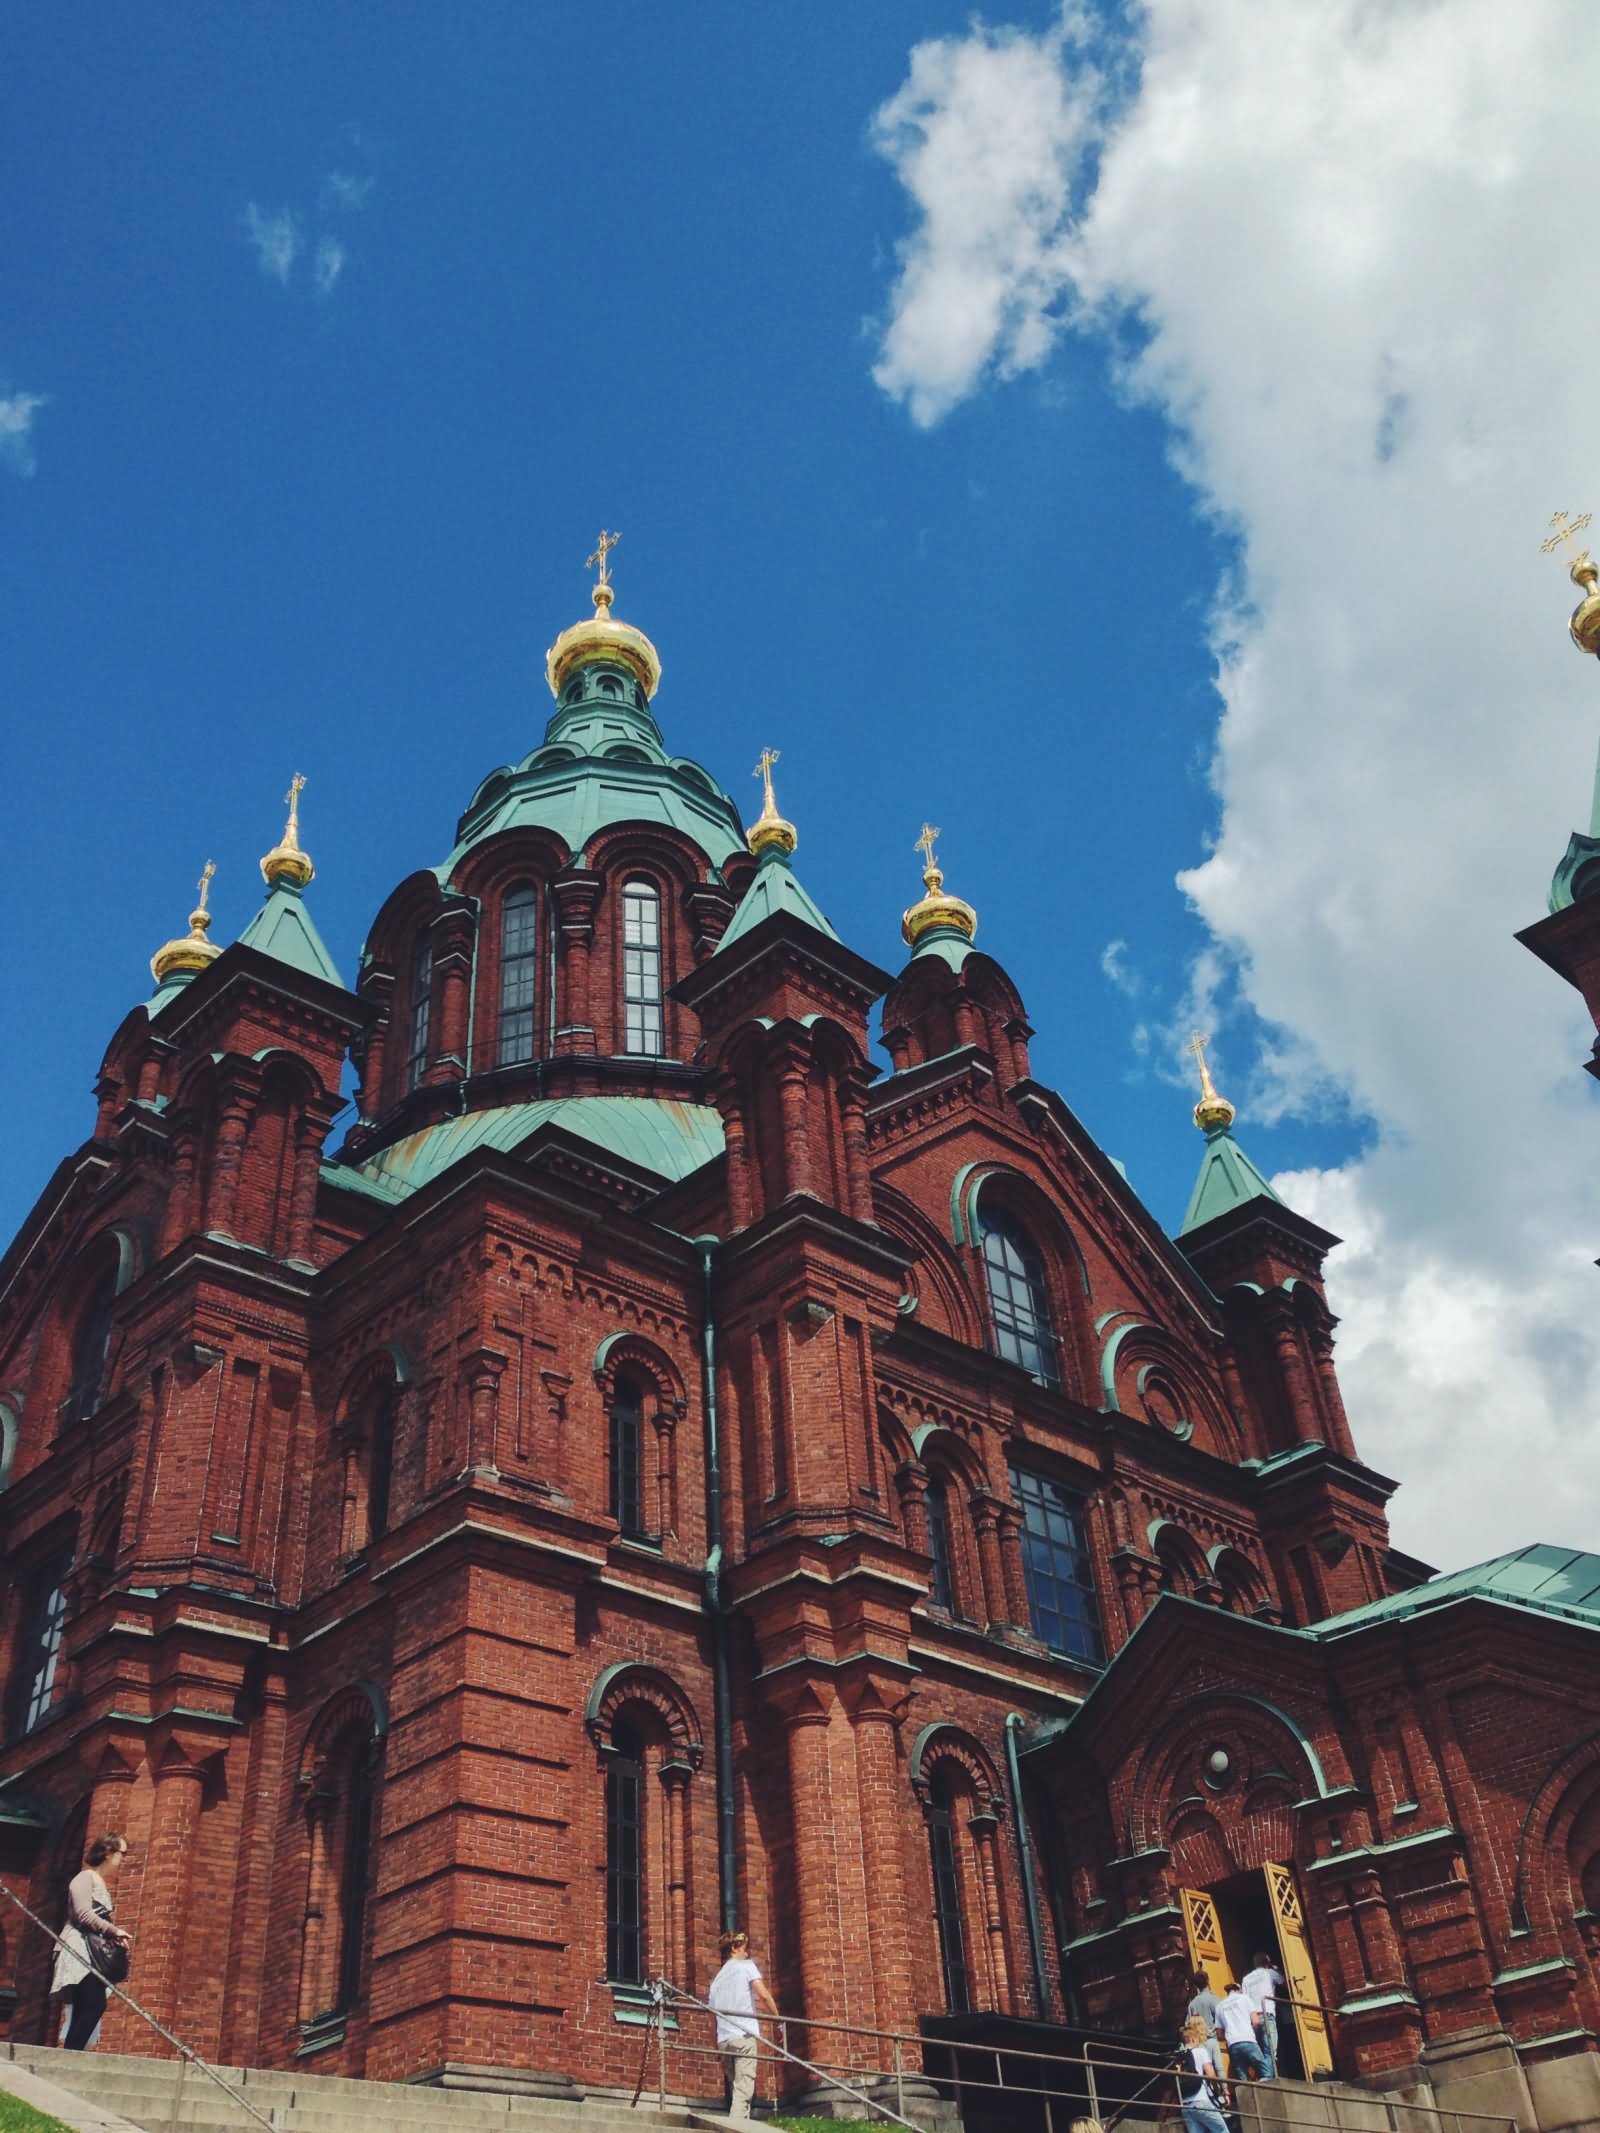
[320,169,374,214]
[242,202,302,285]
[871,1,1600,1569]
[0,390,48,476]
[1100,939,1143,997]
[313,236,347,298]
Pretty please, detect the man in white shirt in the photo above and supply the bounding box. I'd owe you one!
[1215,1979,1269,2082]
[707,1929,779,2122]
[1241,1951,1287,2079]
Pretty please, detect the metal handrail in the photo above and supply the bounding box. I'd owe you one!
[0,1878,276,2132]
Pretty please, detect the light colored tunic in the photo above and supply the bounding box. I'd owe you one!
[50,1868,110,1995]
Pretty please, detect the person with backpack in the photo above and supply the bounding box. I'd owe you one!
[1176,2013,1230,2133]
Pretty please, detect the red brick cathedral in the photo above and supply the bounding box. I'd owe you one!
[2,556,1599,2131]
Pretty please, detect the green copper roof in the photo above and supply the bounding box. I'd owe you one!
[330,1094,725,1203]
[1179,1123,1283,1236]
[236,880,346,988]
[1548,737,1600,913]
[716,845,839,952]
[1314,1543,1600,1637]
[439,657,746,882]
[910,924,973,973]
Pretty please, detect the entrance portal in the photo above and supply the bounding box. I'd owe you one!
[1180,1864,1333,2080]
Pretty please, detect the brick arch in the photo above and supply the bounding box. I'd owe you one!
[1147,1518,1212,1594]
[1512,1727,1600,1933]
[298,1681,388,1788]
[447,825,572,901]
[360,866,446,976]
[872,1185,984,1348]
[1102,1322,1241,1459]
[1128,1693,1328,1859]
[913,1422,991,1496]
[1209,1543,1273,1616]
[334,1343,411,1426]
[592,1333,686,1413]
[909,1722,1005,1812]
[953,1163,1093,1398]
[585,1663,703,1763]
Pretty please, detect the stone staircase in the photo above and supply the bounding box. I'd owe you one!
[1,2045,718,2133]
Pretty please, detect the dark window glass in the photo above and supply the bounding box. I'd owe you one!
[605,1722,644,1983]
[498,885,539,1067]
[980,1212,1059,1387]
[1011,1467,1104,1663]
[62,1264,118,1425]
[368,1387,395,1544]
[926,1477,955,1612]
[336,1749,374,2012]
[610,1377,644,1537]
[928,1773,971,2014]
[622,881,663,1057]
[407,934,433,1089]
[11,1550,70,1738]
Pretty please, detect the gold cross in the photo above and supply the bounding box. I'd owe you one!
[1541,510,1592,565]
[1188,1030,1220,1100]
[915,823,941,873]
[284,772,305,835]
[195,858,215,914]
[586,529,621,588]
[754,747,780,811]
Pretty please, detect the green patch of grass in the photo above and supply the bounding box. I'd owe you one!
[773,2117,878,2132]
[0,2091,74,2133]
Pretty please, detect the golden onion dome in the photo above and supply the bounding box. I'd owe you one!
[1187,1031,1236,1135]
[261,772,315,889]
[544,531,662,702]
[747,747,798,858]
[151,860,223,984]
[1541,513,1600,656]
[901,824,977,949]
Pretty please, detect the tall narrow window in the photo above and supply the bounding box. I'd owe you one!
[10,1549,70,1739]
[928,1772,971,2013]
[605,1722,645,1983]
[610,1375,644,1537]
[980,1211,1059,1387]
[367,1386,396,1545]
[1011,1467,1103,1663]
[498,885,539,1067]
[406,933,433,1089]
[622,880,663,1056]
[926,1477,956,1612]
[62,1263,118,1426]
[336,1747,375,2013]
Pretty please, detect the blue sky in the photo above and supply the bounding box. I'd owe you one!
[7,3,1599,1564]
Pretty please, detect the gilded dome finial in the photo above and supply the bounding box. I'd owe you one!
[902,823,978,949]
[546,528,662,700]
[261,772,314,889]
[1187,1030,1236,1135]
[747,746,798,857]
[1541,510,1600,655]
[151,858,223,984]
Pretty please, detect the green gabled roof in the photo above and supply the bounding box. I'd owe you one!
[1179,1123,1283,1236]
[1314,1544,1600,1637]
[329,1094,725,1203]
[715,846,839,953]
[236,880,346,988]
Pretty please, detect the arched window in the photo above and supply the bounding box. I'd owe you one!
[1010,1466,1103,1662]
[927,1768,971,2013]
[297,1699,385,2030]
[62,1262,119,1426]
[406,932,433,1089]
[926,1477,956,1612]
[367,1384,396,1544]
[979,1212,1058,1387]
[621,879,663,1056]
[605,1721,645,1983]
[497,884,539,1067]
[609,1374,645,1538]
[335,1745,375,2014]
[8,1545,71,1739]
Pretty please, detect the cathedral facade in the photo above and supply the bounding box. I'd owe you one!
[1,558,1598,2132]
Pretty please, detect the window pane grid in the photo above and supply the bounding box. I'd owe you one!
[981,1217,1059,1387]
[1011,1467,1104,1663]
[407,936,433,1089]
[928,1800,971,2013]
[622,883,663,1057]
[610,1388,644,1537]
[605,1742,644,1984]
[14,1555,69,1738]
[926,1480,955,1612]
[498,887,538,1068]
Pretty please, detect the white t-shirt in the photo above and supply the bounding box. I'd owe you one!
[1242,1965,1284,2016]
[1217,1990,1259,2045]
[709,1956,764,2043]
[1182,2044,1221,2111]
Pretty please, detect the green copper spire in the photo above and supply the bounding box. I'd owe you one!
[237,877,345,987]
[716,754,837,951]
[1178,1036,1282,1235]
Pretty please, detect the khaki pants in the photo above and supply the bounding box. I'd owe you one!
[721,2033,759,2120]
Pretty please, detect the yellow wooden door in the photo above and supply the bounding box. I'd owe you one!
[1263,1862,1333,2078]
[1180,1886,1230,1998]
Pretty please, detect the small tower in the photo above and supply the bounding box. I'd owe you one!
[881,829,1033,1086]
[148,860,222,1009]
[1516,510,1600,1077]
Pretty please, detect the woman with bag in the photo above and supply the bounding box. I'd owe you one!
[50,1833,132,2050]
[1175,2012,1230,2133]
